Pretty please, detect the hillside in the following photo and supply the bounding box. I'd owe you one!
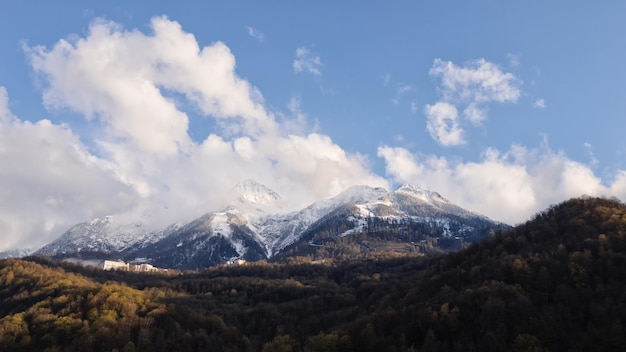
[2,197,626,351]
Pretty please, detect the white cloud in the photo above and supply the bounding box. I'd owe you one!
[0,87,11,121]
[293,46,322,76]
[288,96,306,125]
[533,98,546,109]
[29,16,275,147]
[245,26,265,42]
[462,103,486,124]
[430,58,521,104]
[425,102,465,146]
[424,58,521,145]
[282,95,318,134]
[584,142,599,167]
[0,17,390,251]
[0,87,138,250]
[378,143,626,225]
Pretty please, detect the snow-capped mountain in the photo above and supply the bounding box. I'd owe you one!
[251,185,389,257]
[35,182,508,269]
[122,184,387,268]
[124,208,267,270]
[0,248,35,259]
[235,179,282,206]
[273,184,506,260]
[35,214,177,256]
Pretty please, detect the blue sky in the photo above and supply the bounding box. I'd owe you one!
[1,1,626,250]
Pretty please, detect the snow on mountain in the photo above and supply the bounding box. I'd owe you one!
[298,184,502,241]
[36,214,177,255]
[209,208,251,257]
[251,185,389,256]
[35,181,505,268]
[235,179,282,205]
[395,184,446,204]
[124,207,267,269]
[381,184,485,219]
[0,248,35,259]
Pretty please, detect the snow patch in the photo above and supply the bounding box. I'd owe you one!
[211,212,232,238]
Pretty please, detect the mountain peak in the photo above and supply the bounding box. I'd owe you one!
[394,184,446,203]
[234,179,282,205]
[329,185,388,205]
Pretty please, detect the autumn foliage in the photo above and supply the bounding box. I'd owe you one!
[2,197,626,351]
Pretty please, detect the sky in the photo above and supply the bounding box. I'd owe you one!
[2,1,626,251]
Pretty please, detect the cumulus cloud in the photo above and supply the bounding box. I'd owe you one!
[0,87,138,250]
[430,58,521,104]
[462,103,486,125]
[424,102,464,146]
[29,17,275,146]
[245,26,265,42]
[0,17,389,251]
[425,58,521,145]
[378,143,626,224]
[293,46,322,76]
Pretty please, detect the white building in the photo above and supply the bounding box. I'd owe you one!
[131,263,157,272]
[100,260,129,271]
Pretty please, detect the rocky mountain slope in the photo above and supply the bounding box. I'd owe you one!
[35,181,508,269]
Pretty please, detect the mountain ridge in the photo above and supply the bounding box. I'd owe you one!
[35,182,508,269]
[4,197,626,351]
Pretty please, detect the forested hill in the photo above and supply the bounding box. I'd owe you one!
[2,197,626,351]
[395,196,626,351]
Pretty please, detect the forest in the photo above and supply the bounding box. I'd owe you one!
[2,196,626,351]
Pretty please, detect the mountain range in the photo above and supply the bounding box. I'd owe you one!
[3,196,626,350]
[34,181,508,269]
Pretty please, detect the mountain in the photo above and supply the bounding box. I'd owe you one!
[235,179,282,206]
[250,185,390,257]
[124,208,268,270]
[35,182,507,269]
[36,214,177,257]
[5,197,626,351]
[273,184,505,260]
[122,184,398,269]
[0,248,34,259]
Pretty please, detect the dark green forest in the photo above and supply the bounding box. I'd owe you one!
[2,197,626,351]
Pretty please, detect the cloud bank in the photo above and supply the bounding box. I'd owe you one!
[378,143,626,224]
[0,16,387,251]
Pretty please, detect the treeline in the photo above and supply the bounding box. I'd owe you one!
[2,197,626,351]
